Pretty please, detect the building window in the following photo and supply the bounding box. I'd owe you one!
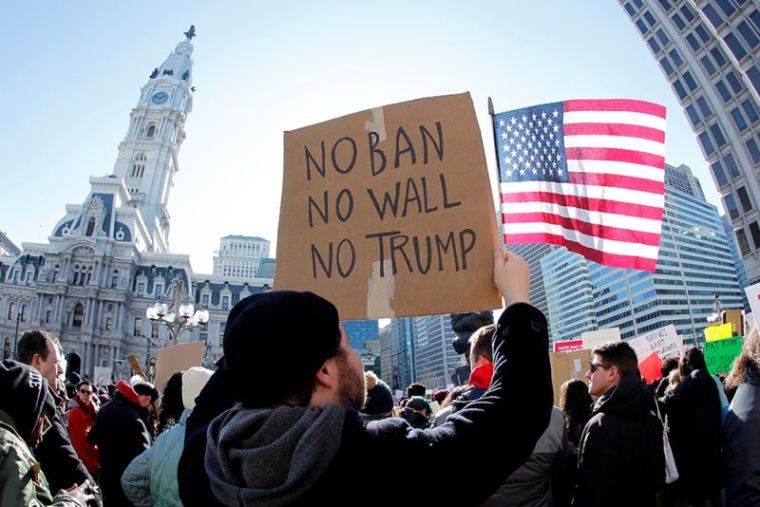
[73,303,83,328]
[724,153,740,178]
[709,46,726,67]
[731,108,748,132]
[656,28,669,45]
[222,296,229,311]
[151,324,159,339]
[736,228,751,256]
[682,71,697,92]
[737,186,754,213]
[134,317,142,337]
[53,265,59,280]
[679,3,695,22]
[624,2,636,16]
[715,0,736,18]
[7,302,14,320]
[743,99,759,124]
[724,33,748,61]
[20,305,27,322]
[657,0,671,11]
[111,270,118,289]
[710,161,728,187]
[716,80,732,102]
[671,12,686,31]
[668,49,683,68]
[201,294,209,306]
[724,194,740,220]
[72,265,80,285]
[698,131,715,156]
[138,282,145,295]
[710,124,727,148]
[747,66,760,96]
[726,71,743,94]
[751,222,760,249]
[660,56,675,76]
[46,310,52,324]
[702,4,724,28]
[647,37,661,53]
[643,10,656,27]
[219,321,226,347]
[146,125,156,138]
[155,284,163,297]
[700,55,715,75]
[746,138,760,165]
[105,317,112,331]
[696,96,712,118]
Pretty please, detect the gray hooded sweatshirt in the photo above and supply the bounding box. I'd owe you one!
[205,404,344,506]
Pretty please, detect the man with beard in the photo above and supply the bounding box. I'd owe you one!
[202,249,553,506]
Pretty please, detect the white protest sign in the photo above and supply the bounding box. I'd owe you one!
[581,327,621,350]
[93,366,112,386]
[628,324,683,363]
[745,282,760,329]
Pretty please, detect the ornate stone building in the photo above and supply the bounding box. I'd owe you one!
[0,28,272,379]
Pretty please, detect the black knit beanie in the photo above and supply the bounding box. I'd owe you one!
[0,360,55,442]
[222,290,341,407]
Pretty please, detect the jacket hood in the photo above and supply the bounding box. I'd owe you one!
[0,360,56,441]
[205,404,345,506]
[468,363,494,389]
[594,372,655,417]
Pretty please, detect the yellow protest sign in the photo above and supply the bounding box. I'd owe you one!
[705,323,733,342]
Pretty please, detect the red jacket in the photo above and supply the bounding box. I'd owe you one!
[67,397,100,474]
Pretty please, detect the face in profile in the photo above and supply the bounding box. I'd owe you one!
[336,326,366,411]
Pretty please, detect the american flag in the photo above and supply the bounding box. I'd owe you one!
[493,99,666,271]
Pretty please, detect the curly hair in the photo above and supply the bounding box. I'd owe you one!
[157,371,184,434]
[726,324,760,390]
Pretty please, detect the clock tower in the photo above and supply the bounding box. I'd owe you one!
[111,26,196,253]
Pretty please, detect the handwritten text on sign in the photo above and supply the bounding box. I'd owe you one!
[275,94,499,319]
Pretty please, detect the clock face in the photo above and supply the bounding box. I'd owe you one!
[151,91,169,105]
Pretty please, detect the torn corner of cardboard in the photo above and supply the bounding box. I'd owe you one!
[367,260,395,318]
[363,107,386,142]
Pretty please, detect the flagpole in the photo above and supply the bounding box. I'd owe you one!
[488,97,505,248]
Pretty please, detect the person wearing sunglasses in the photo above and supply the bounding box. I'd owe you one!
[67,380,100,476]
[574,342,665,507]
[0,360,96,506]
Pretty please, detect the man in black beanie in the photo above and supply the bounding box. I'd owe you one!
[201,249,553,506]
[0,360,94,505]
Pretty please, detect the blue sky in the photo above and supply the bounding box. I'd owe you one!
[1,1,718,273]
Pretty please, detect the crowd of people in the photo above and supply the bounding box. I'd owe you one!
[1,249,759,506]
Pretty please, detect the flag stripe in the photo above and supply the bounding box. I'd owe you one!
[504,233,658,271]
[567,172,665,194]
[504,222,660,258]
[564,99,667,118]
[566,160,664,183]
[564,123,665,143]
[565,147,665,168]
[500,189,665,220]
[564,111,666,131]
[564,134,666,156]
[500,181,665,208]
[500,201,663,232]
[503,212,662,246]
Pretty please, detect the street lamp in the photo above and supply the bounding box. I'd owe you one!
[12,302,27,360]
[146,277,209,346]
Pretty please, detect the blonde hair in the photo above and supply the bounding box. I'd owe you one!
[726,323,760,390]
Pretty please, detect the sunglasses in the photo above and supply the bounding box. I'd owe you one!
[79,389,92,395]
[588,361,612,373]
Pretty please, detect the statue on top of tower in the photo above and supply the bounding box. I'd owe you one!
[184,25,196,40]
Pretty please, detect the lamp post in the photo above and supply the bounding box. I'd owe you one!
[145,277,209,346]
[12,302,26,360]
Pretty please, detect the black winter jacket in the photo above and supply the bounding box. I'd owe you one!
[662,368,724,497]
[88,390,151,507]
[724,367,760,506]
[575,373,665,507]
[203,302,553,506]
[34,387,92,492]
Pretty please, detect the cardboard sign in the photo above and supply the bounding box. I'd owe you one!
[705,323,733,342]
[93,366,112,386]
[581,328,621,351]
[639,352,664,383]
[628,325,683,363]
[553,339,584,353]
[275,93,500,319]
[550,349,593,405]
[704,336,743,375]
[153,341,204,392]
[724,309,744,337]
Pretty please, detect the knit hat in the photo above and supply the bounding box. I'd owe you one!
[0,360,56,442]
[182,366,214,410]
[223,290,342,408]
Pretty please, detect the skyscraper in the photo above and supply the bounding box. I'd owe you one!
[411,314,462,389]
[212,235,271,279]
[541,164,744,345]
[620,0,760,282]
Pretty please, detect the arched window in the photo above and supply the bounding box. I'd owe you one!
[146,125,156,138]
[72,264,80,285]
[86,217,96,236]
[53,264,60,281]
[85,265,93,284]
[73,303,84,328]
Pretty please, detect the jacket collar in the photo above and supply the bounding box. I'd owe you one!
[468,363,494,390]
[116,380,142,407]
